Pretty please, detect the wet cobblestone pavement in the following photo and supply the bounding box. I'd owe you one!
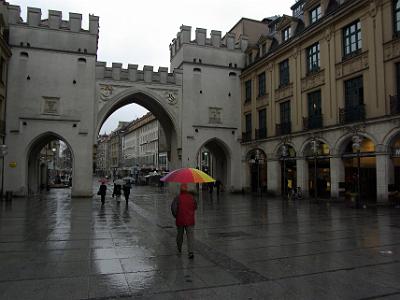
[1,183,400,299]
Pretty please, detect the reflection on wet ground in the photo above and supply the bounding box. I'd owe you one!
[1,182,400,299]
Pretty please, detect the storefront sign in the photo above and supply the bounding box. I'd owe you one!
[9,162,17,168]
[393,148,400,157]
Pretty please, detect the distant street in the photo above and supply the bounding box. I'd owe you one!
[0,181,400,299]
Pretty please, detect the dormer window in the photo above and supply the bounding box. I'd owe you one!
[282,26,291,42]
[261,43,266,56]
[310,5,322,24]
[248,53,253,64]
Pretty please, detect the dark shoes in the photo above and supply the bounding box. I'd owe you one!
[188,252,194,259]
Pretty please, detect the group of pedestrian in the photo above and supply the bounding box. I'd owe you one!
[97,176,132,205]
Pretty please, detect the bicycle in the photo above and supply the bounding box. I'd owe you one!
[290,187,303,200]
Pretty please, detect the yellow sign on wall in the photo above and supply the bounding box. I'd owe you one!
[9,162,17,168]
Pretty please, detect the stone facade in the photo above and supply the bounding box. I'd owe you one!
[240,0,400,203]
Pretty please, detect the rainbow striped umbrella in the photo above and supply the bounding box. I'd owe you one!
[160,168,215,183]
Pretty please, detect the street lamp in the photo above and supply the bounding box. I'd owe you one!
[352,134,362,208]
[281,144,288,199]
[311,138,319,201]
[254,149,263,195]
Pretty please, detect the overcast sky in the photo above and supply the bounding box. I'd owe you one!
[12,0,293,134]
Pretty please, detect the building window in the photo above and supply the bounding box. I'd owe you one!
[345,76,364,107]
[282,26,291,42]
[279,59,290,87]
[307,42,320,74]
[308,90,322,117]
[310,5,322,24]
[245,113,252,134]
[245,80,252,102]
[258,72,266,97]
[278,101,291,135]
[259,109,266,128]
[280,101,291,125]
[394,0,400,35]
[261,43,266,56]
[248,53,253,65]
[343,21,362,57]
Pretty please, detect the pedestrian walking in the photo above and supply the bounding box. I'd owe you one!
[112,178,123,203]
[215,179,222,196]
[173,183,197,259]
[123,182,131,204]
[97,182,107,205]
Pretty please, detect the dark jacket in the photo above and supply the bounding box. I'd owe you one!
[123,184,131,196]
[113,184,122,197]
[98,184,107,196]
[176,191,197,227]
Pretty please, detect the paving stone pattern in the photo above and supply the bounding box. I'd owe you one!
[0,182,400,299]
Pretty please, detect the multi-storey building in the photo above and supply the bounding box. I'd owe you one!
[240,0,400,203]
[121,113,169,174]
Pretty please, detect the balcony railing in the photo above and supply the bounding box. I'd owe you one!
[390,95,400,115]
[0,120,4,136]
[242,131,252,143]
[339,104,365,124]
[276,122,291,136]
[255,128,267,140]
[303,115,323,131]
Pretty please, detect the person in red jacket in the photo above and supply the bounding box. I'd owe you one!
[175,183,197,259]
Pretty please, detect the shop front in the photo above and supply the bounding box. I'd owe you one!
[304,140,331,199]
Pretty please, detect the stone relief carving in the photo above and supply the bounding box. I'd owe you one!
[335,52,369,79]
[42,97,60,115]
[301,69,325,92]
[99,85,113,101]
[275,83,293,101]
[209,107,222,124]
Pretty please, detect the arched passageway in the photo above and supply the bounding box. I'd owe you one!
[303,140,331,199]
[27,133,73,195]
[278,144,297,196]
[246,149,267,193]
[196,138,231,189]
[340,136,376,202]
[96,90,180,173]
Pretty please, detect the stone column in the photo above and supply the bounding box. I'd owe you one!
[330,157,344,199]
[296,158,309,197]
[267,160,281,196]
[376,153,390,204]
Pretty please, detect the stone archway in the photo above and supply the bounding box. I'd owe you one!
[245,148,267,193]
[26,132,74,195]
[96,87,181,171]
[301,139,331,198]
[196,138,231,189]
[339,134,377,202]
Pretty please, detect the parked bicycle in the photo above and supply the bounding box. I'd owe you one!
[289,187,303,200]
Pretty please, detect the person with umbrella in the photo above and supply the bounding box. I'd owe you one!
[112,176,124,203]
[161,168,215,259]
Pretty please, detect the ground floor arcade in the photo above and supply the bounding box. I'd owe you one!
[243,121,400,204]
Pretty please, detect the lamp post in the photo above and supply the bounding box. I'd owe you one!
[281,144,288,199]
[311,139,319,201]
[352,134,362,208]
[255,149,262,195]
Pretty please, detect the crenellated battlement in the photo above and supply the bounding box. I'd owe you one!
[169,25,248,59]
[7,5,99,35]
[96,62,182,86]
